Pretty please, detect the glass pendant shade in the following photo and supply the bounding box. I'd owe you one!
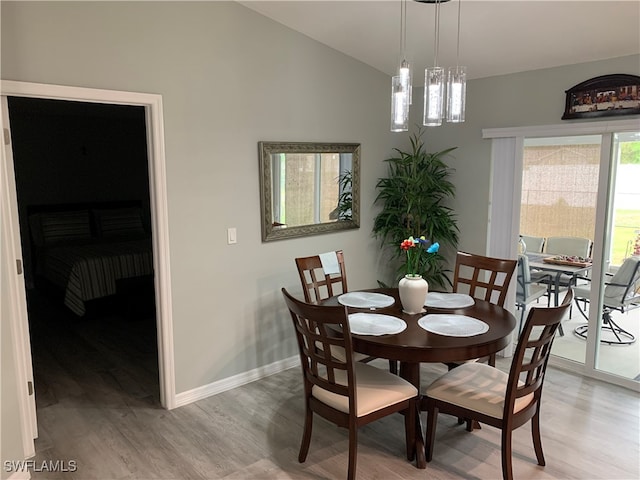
[399,59,412,105]
[391,75,409,132]
[423,67,444,127]
[446,66,466,123]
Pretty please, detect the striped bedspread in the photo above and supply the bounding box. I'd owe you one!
[39,238,153,316]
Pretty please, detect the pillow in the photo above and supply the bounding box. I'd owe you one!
[94,207,145,238]
[40,210,92,245]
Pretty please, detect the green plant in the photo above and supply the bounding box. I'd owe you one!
[336,170,353,221]
[373,130,459,288]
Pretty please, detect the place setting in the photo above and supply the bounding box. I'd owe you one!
[347,312,407,336]
[424,292,475,309]
[418,313,489,337]
[337,291,395,309]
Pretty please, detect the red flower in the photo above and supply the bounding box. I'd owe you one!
[400,239,414,251]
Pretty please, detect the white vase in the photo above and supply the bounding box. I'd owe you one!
[398,274,429,314]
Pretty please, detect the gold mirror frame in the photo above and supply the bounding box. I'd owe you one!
[258,141,360,242]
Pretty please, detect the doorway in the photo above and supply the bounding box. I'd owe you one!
[1,81,175,458]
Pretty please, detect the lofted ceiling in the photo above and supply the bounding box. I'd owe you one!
[239,0,640,81]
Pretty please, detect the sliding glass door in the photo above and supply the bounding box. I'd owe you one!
[520,135,601,367]
[520,130,640,383]
[593,132,640,380]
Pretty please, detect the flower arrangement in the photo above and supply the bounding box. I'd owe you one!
[400,236,440,277]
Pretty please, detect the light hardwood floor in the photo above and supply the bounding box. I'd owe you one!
[26,289,639,480]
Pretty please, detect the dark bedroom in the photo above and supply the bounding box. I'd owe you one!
[7,96,161,418]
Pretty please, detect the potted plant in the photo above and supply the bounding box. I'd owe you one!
[373,130,459,289]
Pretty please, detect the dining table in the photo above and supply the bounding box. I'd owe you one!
[526,253,592,306]
[321,287,517,469]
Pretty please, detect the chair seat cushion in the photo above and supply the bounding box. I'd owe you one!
[573,284,591,299]
[425,363,533,419]
[313,362,417,417]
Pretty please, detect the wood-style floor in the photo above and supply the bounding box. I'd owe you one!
[27,289,639,480]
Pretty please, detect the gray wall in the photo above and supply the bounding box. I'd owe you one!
[2,0,638,467]
[0,1,399,397]
[407,54,640,256]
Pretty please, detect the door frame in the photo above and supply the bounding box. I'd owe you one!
[484,118,640,392]
[1,80,177,454]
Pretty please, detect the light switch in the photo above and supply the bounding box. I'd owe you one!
[227,227,237,245]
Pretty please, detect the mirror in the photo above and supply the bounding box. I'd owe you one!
[259,141,360,242]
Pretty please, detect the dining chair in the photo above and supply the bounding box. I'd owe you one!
[544,236,592,258]
[295,251,383,367]
[542,236,593,318]
[451,251,518,366]
[295,250,348,304]
[424,289,573,480]
[573,255,640,345]
[520,235,545,254]
[515,254,551,333]
[281,288,418,480]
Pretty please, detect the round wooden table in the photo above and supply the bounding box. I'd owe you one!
[322,287,517,468]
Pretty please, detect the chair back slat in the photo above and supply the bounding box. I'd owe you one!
[282,288,355,402]
[453,252,517,307]
[295,251,348,304]
[506,289,573,410]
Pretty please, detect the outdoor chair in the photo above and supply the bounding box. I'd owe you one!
[573,256,640,345]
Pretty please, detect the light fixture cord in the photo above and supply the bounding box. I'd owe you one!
[402,0,407,59]
[433,0,441,67]
[455,0,462,67]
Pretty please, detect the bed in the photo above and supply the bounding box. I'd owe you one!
[29,202,154,316]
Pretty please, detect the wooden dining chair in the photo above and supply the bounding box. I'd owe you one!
[281,288,418,480]
[451,251,518,367]
[295,251,392,368]
[424,288,573,480]
[295,250,348,304]
[453,251,518,310]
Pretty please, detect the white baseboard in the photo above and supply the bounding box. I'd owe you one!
[174,355,299,408]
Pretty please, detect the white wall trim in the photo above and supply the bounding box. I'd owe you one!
[0,81,177,425]
[174,356,299,408]
[482,118,640,139]
[2,95,38,458]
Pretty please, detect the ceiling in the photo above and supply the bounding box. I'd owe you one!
[239,0,640,81]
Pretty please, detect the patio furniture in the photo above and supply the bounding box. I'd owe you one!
[516,254,551,333]
[520,235,545,254]
[573,256,640,345]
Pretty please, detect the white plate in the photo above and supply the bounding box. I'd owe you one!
[425,292,475,309]
[348,313,407,336]
[418,314,489,337]
[338,292,395,309]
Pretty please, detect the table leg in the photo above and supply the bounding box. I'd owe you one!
[399,361,426,469]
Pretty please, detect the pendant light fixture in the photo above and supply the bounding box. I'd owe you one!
[391,0,411,132]
[446,0,466,122]
[390,0,466,131]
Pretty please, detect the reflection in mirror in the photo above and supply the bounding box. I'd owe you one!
[259,142,360,242]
